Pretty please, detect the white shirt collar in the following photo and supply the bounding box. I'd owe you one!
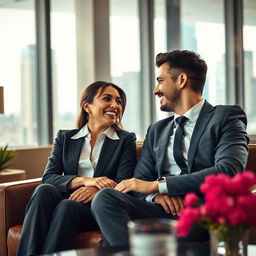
[71,125,119,140]
[174,99,205,123]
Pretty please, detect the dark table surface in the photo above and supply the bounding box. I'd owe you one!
[44,242,210,256]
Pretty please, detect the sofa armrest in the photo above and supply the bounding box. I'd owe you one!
[0,178,42,256]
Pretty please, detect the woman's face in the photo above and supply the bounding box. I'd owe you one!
[84,86,123,129]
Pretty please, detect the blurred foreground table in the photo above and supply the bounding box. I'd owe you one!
[42,243,256,256]
[42,242,210,256]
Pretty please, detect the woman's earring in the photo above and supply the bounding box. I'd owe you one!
[84,107,90,114]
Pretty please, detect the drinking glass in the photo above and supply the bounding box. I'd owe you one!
[128,218,177,256]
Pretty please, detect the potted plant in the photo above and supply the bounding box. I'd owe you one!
[0,145,16,172]
[0,145,27,183]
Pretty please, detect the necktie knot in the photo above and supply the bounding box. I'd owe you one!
[176,116,188,125]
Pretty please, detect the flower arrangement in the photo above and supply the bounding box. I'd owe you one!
[177,171,256,255]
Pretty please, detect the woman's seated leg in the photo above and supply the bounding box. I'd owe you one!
[42,199,98,254]
[17,183,63,256]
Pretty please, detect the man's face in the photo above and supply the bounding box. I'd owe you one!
[154,62,181,112]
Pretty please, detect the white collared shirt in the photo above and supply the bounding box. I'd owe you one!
[164,99,205,176]
[146,99,205,202]
[71,125,119,178]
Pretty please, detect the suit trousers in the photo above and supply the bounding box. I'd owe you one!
[17,184,98,256]
[91,188,175,247]
[91,188,209,247]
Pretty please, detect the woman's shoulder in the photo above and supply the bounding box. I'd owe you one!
[116,129,136,140]
[56,128,80,138]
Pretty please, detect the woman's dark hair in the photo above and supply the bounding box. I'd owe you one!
[76,81,126,130]
[156,50,207,94]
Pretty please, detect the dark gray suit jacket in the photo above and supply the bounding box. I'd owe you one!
[42,129,137,194]
[134,101,249,198]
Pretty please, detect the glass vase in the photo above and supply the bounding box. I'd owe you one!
[210,229,249,256]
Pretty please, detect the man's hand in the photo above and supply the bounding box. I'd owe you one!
[154,194,184,216]
[84,176,117,189]
[115,178,158,194]
[69,186,99,203]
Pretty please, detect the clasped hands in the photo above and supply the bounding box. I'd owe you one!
[115,178,184,216]
[69,176,183,215]
[69,176,116,203]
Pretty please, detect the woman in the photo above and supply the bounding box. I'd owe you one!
[17,81,137,255]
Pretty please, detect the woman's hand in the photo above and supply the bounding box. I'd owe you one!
[83,176,117,189]
[115,178,158,194]
[69,186,99,203]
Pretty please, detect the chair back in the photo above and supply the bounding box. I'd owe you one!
[247,144,256,174]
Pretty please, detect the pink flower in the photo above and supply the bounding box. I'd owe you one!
[217,216,226,225]
[226,207,247,226]
[200,173,230,194]
[236,195,256,227]
[239,171,256,187]
[177,207,200,237]
[177,171,256,238]
[184,193,199,207]
[204,187,234,216]
[226,172,256,194]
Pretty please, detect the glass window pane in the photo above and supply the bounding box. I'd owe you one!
[51,0,77,135]
[243,0,256,135]
[0,0,36,146]
[180,0,226,105]
[154,0,169,121]
[110,0,142,138]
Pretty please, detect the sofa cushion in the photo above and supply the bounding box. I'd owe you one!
[7,225,102,256]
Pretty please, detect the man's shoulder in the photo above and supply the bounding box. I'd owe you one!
[202,103,247,126]
[211,104,246,120]
[213,104,244,112]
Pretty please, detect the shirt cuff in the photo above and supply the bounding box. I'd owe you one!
[145,193,159,203]
[158,180,168,193]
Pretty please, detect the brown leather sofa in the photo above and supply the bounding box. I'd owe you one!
[1,143,256,256]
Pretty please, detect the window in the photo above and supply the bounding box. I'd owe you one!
[180,0,226,106]
[51,0,77,136]
[243,0,256,135]
[110,0,142,138]
[0,0,36,146]
[154,0,168,121]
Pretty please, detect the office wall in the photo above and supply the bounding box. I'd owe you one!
[8,146,52,179]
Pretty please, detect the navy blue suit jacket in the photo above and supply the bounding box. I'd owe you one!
[43,129,137,193]
[134,101,249,198]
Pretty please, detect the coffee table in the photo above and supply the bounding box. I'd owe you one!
[42,242,210,255]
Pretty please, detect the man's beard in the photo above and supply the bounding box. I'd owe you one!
[160,104,171,112]
[160,95,179,112]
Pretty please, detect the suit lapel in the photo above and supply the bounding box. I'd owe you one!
[94,137,119,177]
[156,118,175,176]
[187,101,214,171]
[67,136,84,174]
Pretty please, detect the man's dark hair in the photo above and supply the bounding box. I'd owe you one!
[156,50,207,94]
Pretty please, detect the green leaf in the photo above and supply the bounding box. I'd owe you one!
[0,144,16,172]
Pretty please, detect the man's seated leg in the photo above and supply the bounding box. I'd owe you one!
[91,188,173,247]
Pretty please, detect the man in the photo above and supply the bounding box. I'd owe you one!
[91,50,249,246]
